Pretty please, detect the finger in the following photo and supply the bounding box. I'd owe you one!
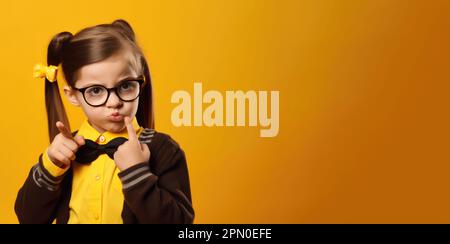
[140,143,148,152]
[141,143,151,159]
[74,135,85,146]
[58,146,75,161]
[61,139,78,152]
[125,117,138,144]
[55,151,71,166]
[56,121,73,139]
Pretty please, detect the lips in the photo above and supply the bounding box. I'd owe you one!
[108,112,124,122]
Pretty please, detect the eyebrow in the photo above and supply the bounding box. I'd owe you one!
[118,76,142,82]
[79,76,142,88]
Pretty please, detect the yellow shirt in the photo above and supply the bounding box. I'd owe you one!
[42,117,143,224]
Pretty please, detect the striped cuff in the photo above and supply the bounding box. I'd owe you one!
[32,155,66,191]
[118,163,154,191]
[138,128,155,144]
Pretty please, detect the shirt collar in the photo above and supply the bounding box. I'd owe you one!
[76,117,143,144]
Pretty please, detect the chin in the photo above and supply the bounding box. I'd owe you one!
[104,121,126,133]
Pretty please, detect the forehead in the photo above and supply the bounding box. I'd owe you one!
[75,54,138,87]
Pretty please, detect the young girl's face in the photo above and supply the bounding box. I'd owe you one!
[64,53,140,134]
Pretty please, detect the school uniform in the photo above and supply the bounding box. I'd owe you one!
[14,117,194,224]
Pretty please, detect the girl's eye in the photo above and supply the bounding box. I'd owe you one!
[86,86,105,96]
[119,81,136,92]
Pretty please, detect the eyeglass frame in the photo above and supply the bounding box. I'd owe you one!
[73,77,146,107]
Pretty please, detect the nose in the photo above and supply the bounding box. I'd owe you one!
[106,90,123,108]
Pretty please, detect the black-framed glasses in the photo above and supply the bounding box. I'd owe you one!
[73,77,146,107]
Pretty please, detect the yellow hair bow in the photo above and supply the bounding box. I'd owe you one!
[33,63,58,82]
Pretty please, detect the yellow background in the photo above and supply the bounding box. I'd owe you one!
[1,0,449,223]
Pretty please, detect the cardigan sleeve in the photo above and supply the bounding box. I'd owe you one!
[117,132,195,224]
[14,154,68,224]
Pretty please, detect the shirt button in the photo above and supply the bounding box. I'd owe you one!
[94,213,99,220]
[99,135,105,143]
[95,175,101,181]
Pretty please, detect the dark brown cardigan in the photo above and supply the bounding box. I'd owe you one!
[14,130,194,224]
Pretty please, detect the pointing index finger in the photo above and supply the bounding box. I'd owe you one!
[56,121,73,139]
[125,117,138,143]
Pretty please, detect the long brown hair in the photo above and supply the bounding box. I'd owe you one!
[45,19,154,141]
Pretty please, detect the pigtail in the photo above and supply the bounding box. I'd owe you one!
[138,56,155,129]
[45,32,73,141]
[112,19,154,129]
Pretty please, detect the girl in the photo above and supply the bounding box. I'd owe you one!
[15,20,194,224]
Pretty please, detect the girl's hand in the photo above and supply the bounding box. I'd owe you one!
[47,121,85,169]
[114,117,151,171]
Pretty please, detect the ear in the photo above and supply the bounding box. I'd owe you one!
[63,85,81,106]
